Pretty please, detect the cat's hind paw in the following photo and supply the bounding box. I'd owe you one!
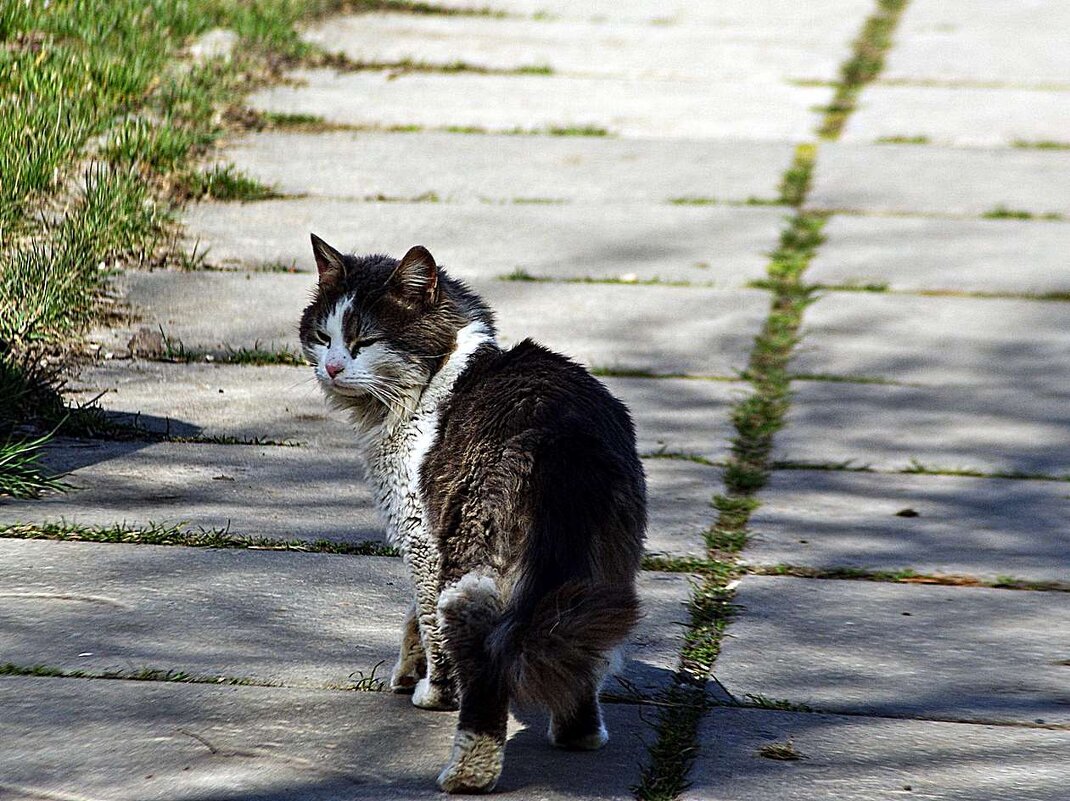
[437,730,504,794]
[549,722,608,751]
[412,677,458,710]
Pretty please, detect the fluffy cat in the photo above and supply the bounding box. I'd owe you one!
[299,235,646,793]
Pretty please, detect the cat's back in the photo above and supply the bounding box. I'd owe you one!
[440,338,637,451]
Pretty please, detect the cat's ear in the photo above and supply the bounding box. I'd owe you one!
[392,245,439,305]
[310,233,346,285]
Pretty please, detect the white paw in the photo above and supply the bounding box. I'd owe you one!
[412,678,457,710]
[437,730,504,794]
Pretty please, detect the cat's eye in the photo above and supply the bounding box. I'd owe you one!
[349,337,380,355]
[311,330,330,346]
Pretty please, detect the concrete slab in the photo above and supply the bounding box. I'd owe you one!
[64,363,746,464]
[776,382,1070,477]
[0,438,385,545]
[428,0,872,43]
[226,131,794,203]
[0,539,689,696]
[0,438,721,556]
[248,70,828,141]
[793,292,1070,392]
[302,15,846,83]
[884,0,1070,86]
[184,197,784,285]
[96,271,769,376]
[743,470,1070,583]
[807,143,1070,216]
[807,214,1070,294]
[0,676,652,800]
[844,85,1070,148]
[715,576,1070,725]
[685,707,1070,801]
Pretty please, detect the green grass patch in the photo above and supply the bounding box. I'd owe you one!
[546,125,610,137]
[636,142,830,798]
[158,335,307,366]
[669,196,720,206]
[180,165,281,201]
[819,0,910,139]
[982,205,1064,221]
[0,433,69,499]
[778,143,818,207]
[0,521,400,556]
[0,0,394,486]
[0,662,274,686]
[1012,140,1070,151]
[875,135,930,145]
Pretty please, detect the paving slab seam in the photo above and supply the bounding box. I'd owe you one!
[0,521,401,556]
[817,0,910,139]
[772,459,1070,483]
[702,696,1070,733]
[0,521,715,568]
[806,284,1070,303]
[809,205,1068,223]
[633,146,830,800]
[746,564,1070,594]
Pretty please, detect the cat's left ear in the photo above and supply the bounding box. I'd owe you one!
[393,245,439,306]
[310,233,346,286]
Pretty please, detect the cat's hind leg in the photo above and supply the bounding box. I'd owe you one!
[390,597,426,693]
[548,688,608,750]
[435,572,508,794]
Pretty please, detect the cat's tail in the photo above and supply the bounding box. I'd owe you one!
[489,580,640,719]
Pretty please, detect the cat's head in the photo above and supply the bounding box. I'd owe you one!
[299,234,494,423]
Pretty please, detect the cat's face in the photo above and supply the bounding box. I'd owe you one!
[299,235,491,417]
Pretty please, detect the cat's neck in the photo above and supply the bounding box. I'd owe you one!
[357,320,496,459]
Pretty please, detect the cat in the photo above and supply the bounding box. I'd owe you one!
[299,235,646,794]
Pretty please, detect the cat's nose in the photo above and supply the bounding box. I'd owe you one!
[325,362,344,379]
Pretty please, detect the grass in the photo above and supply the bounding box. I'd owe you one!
[0,0,402,492]
[310,54,552,76]
[1012,140,1070,151]
[818,0,910,139]
[0,521,400,556]
[180,165,282,201]
[634,146,826,801]
[983,206,1064,221]
[0,662,274,687]
[0,433,69,499]
[777,144,817,207]
[669,197,720,206]
[772,458,1070,483]
[875,135,930,145]
[158,333,306,366]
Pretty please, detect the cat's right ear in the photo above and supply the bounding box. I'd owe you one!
[310,233,346,286]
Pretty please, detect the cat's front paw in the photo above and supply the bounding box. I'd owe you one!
[412,678,458,710]
[437,730,504,794]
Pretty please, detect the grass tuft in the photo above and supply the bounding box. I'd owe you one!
[819,0,910,139]
[180,165,281,201]
[0,521,399,556]
[0,433,68,499]
[875,135,929,145]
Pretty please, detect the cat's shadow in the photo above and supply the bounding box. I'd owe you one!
[494,668,678,797]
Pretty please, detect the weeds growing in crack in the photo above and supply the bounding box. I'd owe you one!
[819,0,911,139]
[0,521,399,556]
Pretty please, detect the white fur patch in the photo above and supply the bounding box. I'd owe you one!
[437,572,500,614]
[437,729,504,794]
[366,320,495,551]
